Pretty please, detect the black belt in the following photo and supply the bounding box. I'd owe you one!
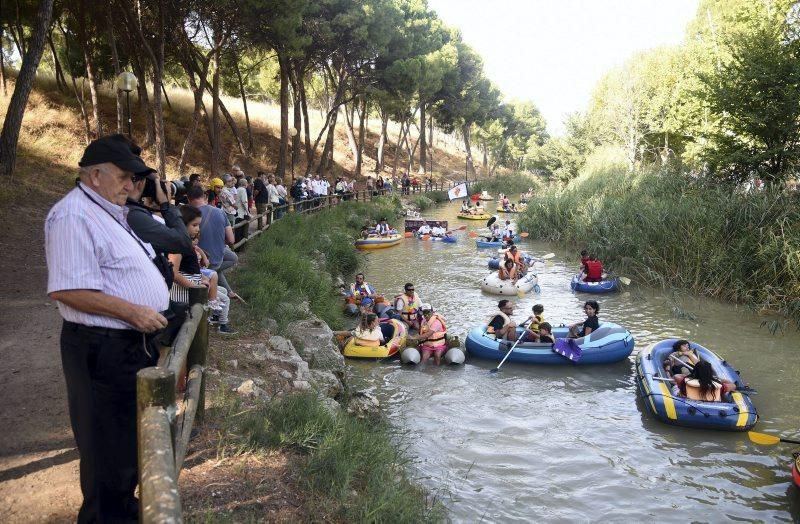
[63,320,144,340]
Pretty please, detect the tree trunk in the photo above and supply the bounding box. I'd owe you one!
[0,19,6,96]
[277,52,290,179]
[129,50,154,147]
[294,62,313,170]
[316,64,347,176]
[462,123,476,177]
[211,41,222,177]
[428,116,433,174]
[13,0,28,57]
[419,101,427,175]
[288,62,302,180]
[46,33,66,92]
[342,103,358,160]
[106,14,124,134]
[0,0,54,177]
[232,46,253,154]
[391,119,408,179]
[177,53,211,174]
[375,108,388,173]
[57,22,91,142]
[354,96,367,177]
[84,52,102,137]
[151,0,167,177]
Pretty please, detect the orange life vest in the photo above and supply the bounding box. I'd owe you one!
[420,313,447,348]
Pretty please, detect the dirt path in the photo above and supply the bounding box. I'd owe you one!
[0,202,82,522]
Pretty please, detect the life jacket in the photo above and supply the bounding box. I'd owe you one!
[585,260,603,280]
[529,313,544,334]
[486,311,512,334]
[685,378,722,402]
[349,282,373,298]
[420,313,447,348]
[394,292,421,323]
[505,250,521,264]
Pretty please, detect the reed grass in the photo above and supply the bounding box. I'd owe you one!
[208,390,443,522]
[469,172,543,196]
[519,167,800,324]
[232,196,402,330]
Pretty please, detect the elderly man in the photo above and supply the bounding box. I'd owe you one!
[45,134,170,522]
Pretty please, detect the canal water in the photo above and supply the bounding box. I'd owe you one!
[347,200,800,522]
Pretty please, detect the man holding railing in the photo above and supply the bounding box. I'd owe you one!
[45,135,170,522]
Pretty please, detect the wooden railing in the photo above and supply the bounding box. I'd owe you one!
[231,182,454,251]
[137,286,209,522]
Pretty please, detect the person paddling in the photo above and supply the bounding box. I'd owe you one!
[582,254,603,282]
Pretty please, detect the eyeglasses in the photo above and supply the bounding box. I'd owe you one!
[406,288,415,292]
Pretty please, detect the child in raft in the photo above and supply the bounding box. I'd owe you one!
[352,313,384,346]
[523,304,545,341]
[663,339,700,376]
[538,322,554,344]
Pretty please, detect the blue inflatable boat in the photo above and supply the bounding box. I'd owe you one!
[475,235,521,248]
[635,339,757,431]
[465,322,635,366]
[570,274,619,293]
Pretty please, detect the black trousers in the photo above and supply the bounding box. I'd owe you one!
[60,321,159,523]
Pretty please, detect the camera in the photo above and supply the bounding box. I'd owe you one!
[142,176,168,200]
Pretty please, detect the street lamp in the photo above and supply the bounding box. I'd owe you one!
[115,72,138,138]
[289,127,298,184]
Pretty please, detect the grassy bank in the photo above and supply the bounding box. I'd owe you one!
[233,195,402,330]
[519,167,800,322]
[470,173,543,196]
[208,390,442,522]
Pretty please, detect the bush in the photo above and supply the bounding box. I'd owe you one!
[519,167,800,322]
[410,194,434,211]
[470,172,544,196]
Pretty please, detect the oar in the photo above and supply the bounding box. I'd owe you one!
[490,321,530,374]
[747,431,800,446]
[618,276,631,285]
[446,225,467,234]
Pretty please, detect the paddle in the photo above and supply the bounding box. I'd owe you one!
[421,235,431,240]
[747,431,800,446]
[468,231,478,238]
[490,320,531,373]
[486,216,497,228]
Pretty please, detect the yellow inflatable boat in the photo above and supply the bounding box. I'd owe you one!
[342,318,408,359]
[457,212,492,220]
[354,233,403,250]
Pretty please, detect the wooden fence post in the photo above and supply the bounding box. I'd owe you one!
[186,288,209,424]
[137,367,179,522]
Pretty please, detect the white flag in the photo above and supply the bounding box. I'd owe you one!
[448,183,468,201]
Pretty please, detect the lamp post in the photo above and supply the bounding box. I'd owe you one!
[289,127,298,185]
[115,72,138,138]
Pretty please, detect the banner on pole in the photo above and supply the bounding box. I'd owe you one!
[448,183,468,201]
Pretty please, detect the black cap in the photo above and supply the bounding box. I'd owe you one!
[79,134,155,175]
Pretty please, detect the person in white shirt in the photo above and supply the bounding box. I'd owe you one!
[431,225,446,237]
[417,223,432,236]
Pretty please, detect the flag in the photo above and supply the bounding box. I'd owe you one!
[448,183,468,201]
[552,338,582,362]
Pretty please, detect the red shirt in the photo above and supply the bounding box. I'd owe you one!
[585,260,603,280]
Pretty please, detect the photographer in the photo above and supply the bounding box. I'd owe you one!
[126,172,193,262]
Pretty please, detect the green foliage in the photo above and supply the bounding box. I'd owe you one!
[519,168,800,322]
[233,392,443,522]
[232,197,402,330]
[697,21,800,184]
[410,194,434,211]
[470,173,542,196]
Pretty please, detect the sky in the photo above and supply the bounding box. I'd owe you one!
[428,0,700,136]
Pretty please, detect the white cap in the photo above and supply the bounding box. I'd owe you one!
[421,303,433,311]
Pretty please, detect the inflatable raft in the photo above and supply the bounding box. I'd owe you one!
[480,271,539,295]
[635,339,758,431]
[570,274,620,293]
[487,255,541,270]
[355,233,403,250]
[793,454,800,489]
[417,235,457,243]
[465,322,634,365]
[342,318,407,359]
[497,207,527,214]
[457,212,492,220]
[475,235,521,248]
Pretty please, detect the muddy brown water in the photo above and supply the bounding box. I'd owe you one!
[347,200,800,522]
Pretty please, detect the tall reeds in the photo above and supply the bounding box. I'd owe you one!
[519,167,800,322]
[470,172,543,196]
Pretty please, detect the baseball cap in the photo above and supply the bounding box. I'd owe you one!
[79,134,155,175]
[421,303,433,311]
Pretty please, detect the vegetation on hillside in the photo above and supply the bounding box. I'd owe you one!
[470,172,544,196]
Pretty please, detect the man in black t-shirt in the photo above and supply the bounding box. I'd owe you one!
[253,171,269,229]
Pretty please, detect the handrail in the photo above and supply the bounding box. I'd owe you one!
[137,287,208,523]
[230,182,453,252]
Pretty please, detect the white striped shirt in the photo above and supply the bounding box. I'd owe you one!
[45,183,170,329]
